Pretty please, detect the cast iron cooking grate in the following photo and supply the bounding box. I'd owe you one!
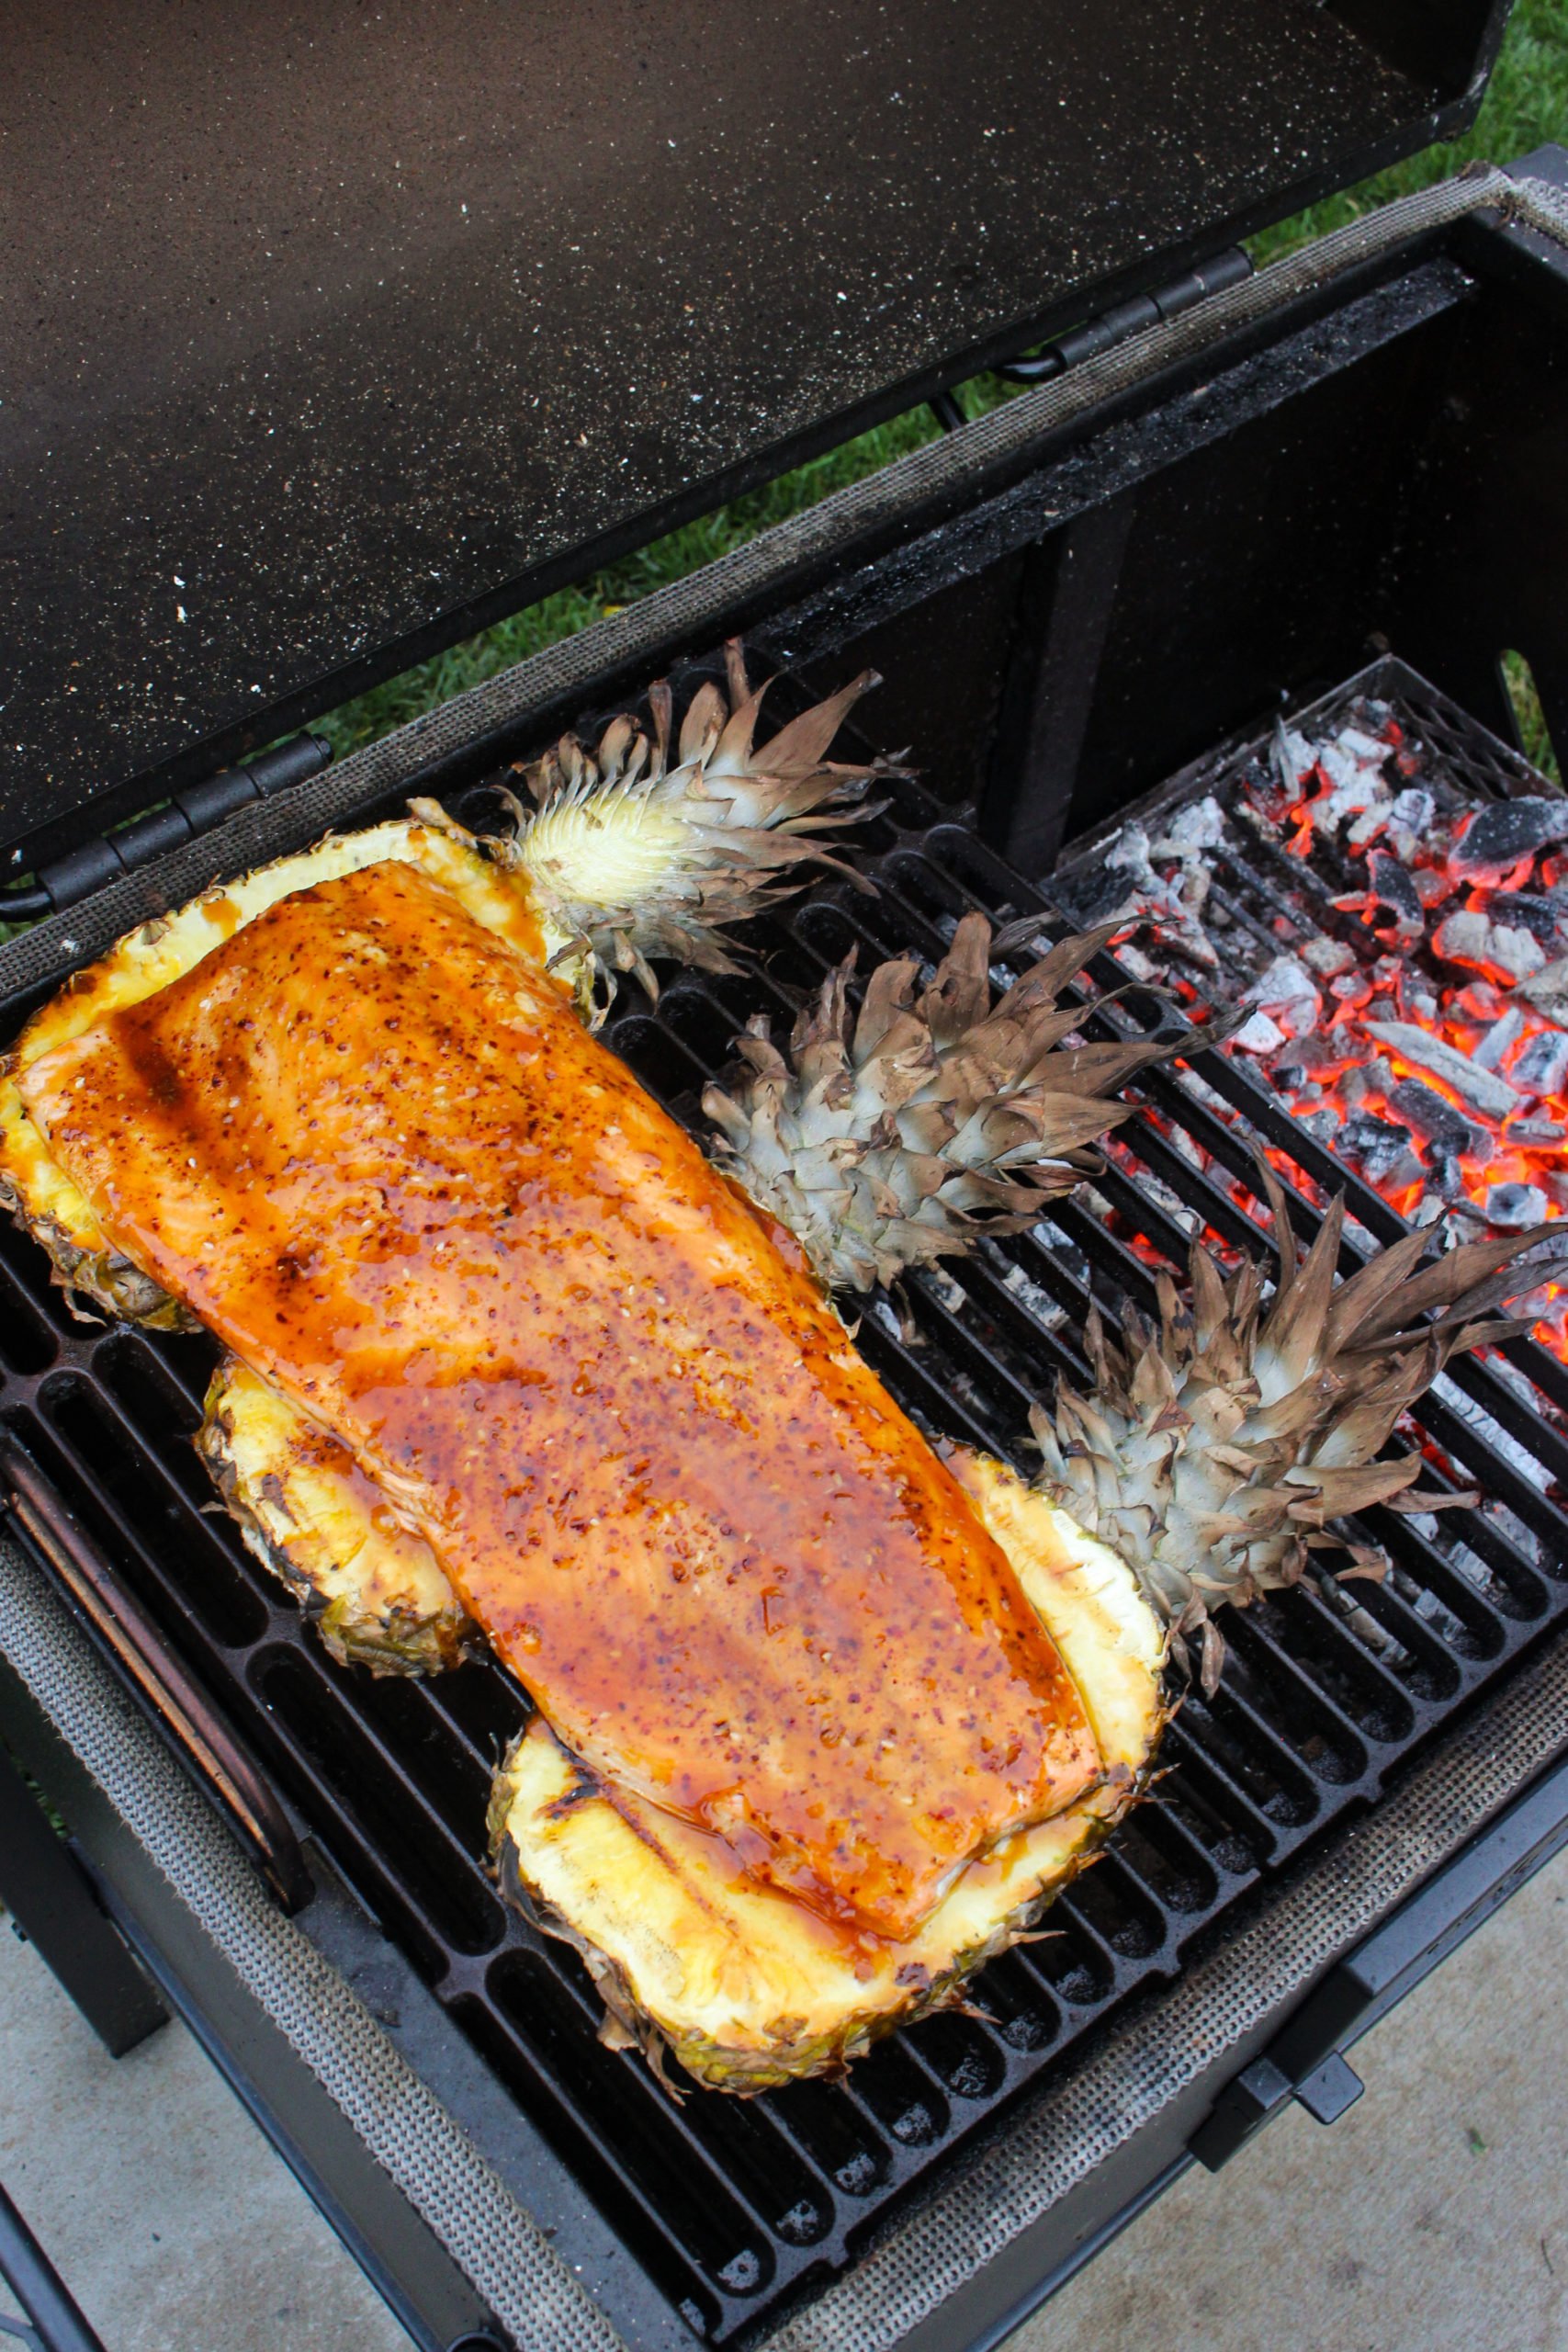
[1,653,1565,2346]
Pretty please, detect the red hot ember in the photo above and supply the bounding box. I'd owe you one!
[1054,695,1568,1363]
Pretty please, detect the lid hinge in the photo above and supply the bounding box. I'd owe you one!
[0,732,333,924]
[929,244,1254,429]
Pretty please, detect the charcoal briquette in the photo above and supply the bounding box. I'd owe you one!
[1337,1114,1416,1182]
[1450,796,1568,881]
[1389,1078,1476,1155]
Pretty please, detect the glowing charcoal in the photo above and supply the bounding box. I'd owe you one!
[1361,1023,1519,1124]
[1364,850,1425,944]
[1473,1006,1528,1073]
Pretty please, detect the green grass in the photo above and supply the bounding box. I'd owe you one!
[1250,0,1568,264]
[319,0,1568,762]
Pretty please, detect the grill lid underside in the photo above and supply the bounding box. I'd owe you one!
[2,0,1508,856]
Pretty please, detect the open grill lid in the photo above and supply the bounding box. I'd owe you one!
[2,0,1509,862]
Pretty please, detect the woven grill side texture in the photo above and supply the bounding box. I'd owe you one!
[0,1540,630,2352]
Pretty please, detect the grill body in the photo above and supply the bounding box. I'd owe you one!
[4,160,1568,2352]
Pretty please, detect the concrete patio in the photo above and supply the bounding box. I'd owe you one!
[1,1844,1563,2349]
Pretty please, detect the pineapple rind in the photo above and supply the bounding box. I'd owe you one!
[490,1454,1164,2090]
[198,1358,472,1676]
[0,818,551,1321]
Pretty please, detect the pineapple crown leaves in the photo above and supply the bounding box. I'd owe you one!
[1032,1153,1568,1692]
[702,910,1191,1295]
[490,640,900,1001]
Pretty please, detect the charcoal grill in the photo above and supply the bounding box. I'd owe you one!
[6,9,1568,2349]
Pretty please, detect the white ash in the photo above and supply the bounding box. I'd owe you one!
[1147,795,1226,858]
[1361,1021,1520,1122]
[1103,820,1218,968]
[1518,954,1568,1027]
[1233,1010,1286,1054]
[1337,723,1398,763]
[1272,721,1317,794]
[1114,940,1159,983]
[1472,1004,1528,1073]
[1432,909,1546,983]
[1247,953,1321,1039]
[1336,1056,1398,1114]
[1484,1182,1550,1230]
[1302,936,1356,978]
[1512,1028,1568,1095]
[923,1266,971,1315]
[1174,1066,1240,1119]
[995,1254,1068,1331]
[1337,1114,1419,1187]
[1314,738,1394,828]
[1384,786,1436,862]
[1297,1106,1341,1147]
[1120,1161,1201,1237]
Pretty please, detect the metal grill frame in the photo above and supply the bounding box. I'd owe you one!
[1,648,1567,2351]
[6,167,1568,2352]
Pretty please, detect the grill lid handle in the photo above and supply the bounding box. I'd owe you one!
[0,1433,313,1916]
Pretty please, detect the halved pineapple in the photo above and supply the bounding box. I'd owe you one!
[202,1363,1165,2085]
[0,663,1180,2091]
[199,1358,471,1674]
[489,1450,1164,2090]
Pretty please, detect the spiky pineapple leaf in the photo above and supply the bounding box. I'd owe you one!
[1032,1163,1568,1691]
[491,640,898,1000]
[703,912,1190,1294]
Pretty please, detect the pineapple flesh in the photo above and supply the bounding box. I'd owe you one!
[199,1356,471,1675]
[490,1450,1162,2090]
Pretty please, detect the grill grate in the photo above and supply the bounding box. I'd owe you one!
[2,659,1566,2346]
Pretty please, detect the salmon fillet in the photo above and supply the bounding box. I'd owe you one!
[14,859,1100,1937]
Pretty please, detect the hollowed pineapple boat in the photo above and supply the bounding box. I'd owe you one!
[1,652,1556,2092]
